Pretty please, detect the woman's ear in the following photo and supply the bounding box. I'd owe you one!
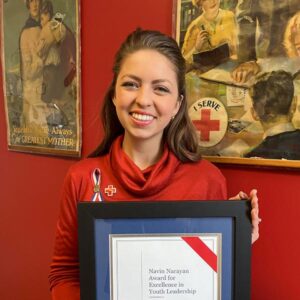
[179,94,184,104]
[174,94,183,114]
[178,94,184,108]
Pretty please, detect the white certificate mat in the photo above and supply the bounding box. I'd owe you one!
[110,234,221,300]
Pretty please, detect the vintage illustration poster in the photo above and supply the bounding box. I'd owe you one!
[174,0,300,167]
[1,0,81,157]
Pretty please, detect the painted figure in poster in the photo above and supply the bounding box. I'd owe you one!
[37,0,76,127]
[182,0,238,108]
[244,70,300,159]
[2,0,79,155]
[20,0,47,129]
[231,0,299,83]
[19,0,77,132]
[182,0,237,66]
[284,11,300,58]
[286,12,300,128]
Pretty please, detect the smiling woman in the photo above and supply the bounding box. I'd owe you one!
[48,28,260,300]
[90,29,203,164]
[113,49,181,167]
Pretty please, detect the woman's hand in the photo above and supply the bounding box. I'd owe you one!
[229,189,261,243]
[231,61,260,83]
[195,30,210,51]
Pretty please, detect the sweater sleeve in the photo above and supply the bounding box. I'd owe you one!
[49,169,81,299]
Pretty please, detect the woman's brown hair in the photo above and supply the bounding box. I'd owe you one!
[89,28,201,162]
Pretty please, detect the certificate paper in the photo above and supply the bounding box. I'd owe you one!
[79,202,252,300]
[110,234,221,300]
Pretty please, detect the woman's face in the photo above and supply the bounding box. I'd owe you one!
[201,0,220,15]
[28,0,40,19]
[113,49,181,146]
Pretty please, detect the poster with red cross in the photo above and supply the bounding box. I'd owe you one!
[188,98,228,147]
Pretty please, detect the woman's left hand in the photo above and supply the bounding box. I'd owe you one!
[229,189,261,244]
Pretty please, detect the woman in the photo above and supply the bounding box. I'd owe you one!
[20,0,48,129]
[49,29,260,299]
[182,0,237,64]
[284,11,300,58]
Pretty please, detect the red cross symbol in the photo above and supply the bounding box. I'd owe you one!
[105,185,117,196]
[193,109,220,141]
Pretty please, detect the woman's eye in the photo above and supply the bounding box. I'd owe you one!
[155,86,170,94]
[121,81,139,89]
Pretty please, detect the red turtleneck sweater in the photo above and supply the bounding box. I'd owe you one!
[49,136,227,299]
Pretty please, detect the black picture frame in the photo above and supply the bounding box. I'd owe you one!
[78,200,252,300]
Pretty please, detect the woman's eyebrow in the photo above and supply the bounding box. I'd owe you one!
[120,74,141,82]
[120,75,174,87]
[152,79,172,85]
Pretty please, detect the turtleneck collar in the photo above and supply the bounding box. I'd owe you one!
[109,135,181,196]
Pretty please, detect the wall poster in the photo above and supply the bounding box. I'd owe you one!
[1,0,81,157]
[174,0,300,168]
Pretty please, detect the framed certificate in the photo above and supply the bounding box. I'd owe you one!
[78,201,252,300]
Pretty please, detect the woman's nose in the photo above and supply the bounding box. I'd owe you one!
[135,87,152,107]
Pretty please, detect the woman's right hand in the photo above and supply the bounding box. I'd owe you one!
[231,61,260,83]
[195,30,209,52]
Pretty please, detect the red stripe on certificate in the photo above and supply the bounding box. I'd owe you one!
[181,237,217,273]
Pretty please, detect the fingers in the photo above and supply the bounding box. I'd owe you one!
[228,190,248,200]
[195,31,209,51]
[228,189,261,243]
[251,207,260,243]
[251,205,260,243]
[239,191,248,199]
[231,68,249,83]
[198,29,208,37]
[231,61,260,83]
[249,189,260,243]
[228,193,240,200]
[250,189,258,210]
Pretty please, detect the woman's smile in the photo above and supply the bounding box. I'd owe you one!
[130,112,155,123]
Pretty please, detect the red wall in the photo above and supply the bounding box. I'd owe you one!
[0,1,299,299]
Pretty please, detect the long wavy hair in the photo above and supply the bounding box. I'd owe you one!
[89,28,201,162]
[284,12,300,58]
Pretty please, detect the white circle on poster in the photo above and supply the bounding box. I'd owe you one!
[188,97,228,147]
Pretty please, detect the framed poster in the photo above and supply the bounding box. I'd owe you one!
[1,0,81,157]
[78,200,252,300]
[173,0,300,168]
